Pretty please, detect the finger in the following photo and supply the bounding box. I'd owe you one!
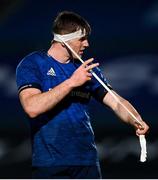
[139,125,144,130]
[134,121,144,130]
[86,72,92,77]
[136,125,149,135]
[87,77,92,81]
[82,58,94,67]
[85,63,99,71]
[136,128,145,136]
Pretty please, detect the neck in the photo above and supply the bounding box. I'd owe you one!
[47,43,71,64]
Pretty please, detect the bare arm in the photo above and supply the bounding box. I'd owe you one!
[103,91,149,135]
[19,79,74,118]
[19,58,99,118]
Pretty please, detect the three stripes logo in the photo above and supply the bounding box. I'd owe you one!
[47,67,56,76]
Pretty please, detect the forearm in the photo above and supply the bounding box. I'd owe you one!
[21,79,74,118]
[114,98,143,126]
[103,91,149,134]
[103,91,143,127]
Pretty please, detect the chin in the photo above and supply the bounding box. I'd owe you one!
[79,53,83,57]
[73,54,82,59]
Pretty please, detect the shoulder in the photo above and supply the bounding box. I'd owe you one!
[16,51,47,70]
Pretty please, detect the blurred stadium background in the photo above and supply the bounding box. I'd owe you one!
[0,0,158,178]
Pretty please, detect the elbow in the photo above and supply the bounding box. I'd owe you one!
[24,106,40,118]
[27,112,38,119]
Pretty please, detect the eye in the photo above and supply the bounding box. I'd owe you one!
[79,36,87,42]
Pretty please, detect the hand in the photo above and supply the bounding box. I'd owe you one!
[134,120,149,136]
[69,58,99,87]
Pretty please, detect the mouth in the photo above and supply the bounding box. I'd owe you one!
[79,49,84,55]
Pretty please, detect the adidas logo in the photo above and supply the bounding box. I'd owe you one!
[47,67,56,76]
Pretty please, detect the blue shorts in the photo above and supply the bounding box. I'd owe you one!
[32,165,102,179]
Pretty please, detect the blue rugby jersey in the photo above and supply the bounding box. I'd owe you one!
[16,51,110,167]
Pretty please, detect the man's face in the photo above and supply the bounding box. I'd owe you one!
[67,36,89,58]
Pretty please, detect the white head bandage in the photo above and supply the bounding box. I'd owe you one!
[53,29,86,42]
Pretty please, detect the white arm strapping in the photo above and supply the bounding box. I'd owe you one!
[55,34,147,162]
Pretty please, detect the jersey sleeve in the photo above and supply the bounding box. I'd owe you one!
[16,56,42,94]
[90,66,113,102]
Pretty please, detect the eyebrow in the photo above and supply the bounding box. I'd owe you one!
[79,36,88,41]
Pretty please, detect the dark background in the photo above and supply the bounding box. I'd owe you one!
[0,0,158,178]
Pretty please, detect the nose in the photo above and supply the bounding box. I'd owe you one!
[83,39,89,47]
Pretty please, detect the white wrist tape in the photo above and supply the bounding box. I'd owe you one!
[139,135,147,162]
[53,29,86,42]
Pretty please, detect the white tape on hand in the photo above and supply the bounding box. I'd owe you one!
[139,135,147,162]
